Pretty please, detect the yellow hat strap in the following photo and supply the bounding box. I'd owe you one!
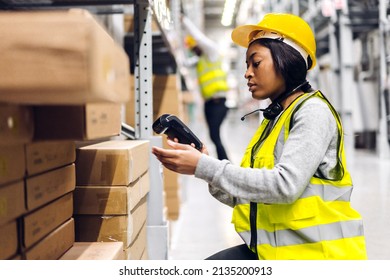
[250,30,309,69]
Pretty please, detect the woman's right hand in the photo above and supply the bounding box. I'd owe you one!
[152,139,205,175]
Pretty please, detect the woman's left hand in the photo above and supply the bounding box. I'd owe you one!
[152,139,206,175]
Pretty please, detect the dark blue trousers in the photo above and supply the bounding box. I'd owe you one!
[204,97,229,160]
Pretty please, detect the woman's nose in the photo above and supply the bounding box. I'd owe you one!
[244,68,252,79]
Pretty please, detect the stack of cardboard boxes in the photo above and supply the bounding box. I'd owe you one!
[0,9,134,260]
[73,140,150,260]
[22,141,77,259]
[0,105,33,260]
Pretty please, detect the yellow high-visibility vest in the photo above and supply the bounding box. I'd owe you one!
[234,91,367,260]
[196,56,229,99]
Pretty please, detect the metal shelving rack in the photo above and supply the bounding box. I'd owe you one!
[0,0,169,260]
[133,0,168,261]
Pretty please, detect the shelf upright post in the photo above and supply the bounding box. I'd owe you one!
[134,0,168,260]
[378,0,390,158]
[134,0,153,140]
[336,2,355,163]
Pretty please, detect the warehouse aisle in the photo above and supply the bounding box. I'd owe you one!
[168,106,390,260]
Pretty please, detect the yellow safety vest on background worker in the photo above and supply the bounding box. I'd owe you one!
[233,91,367,260]
[196,56,229,100]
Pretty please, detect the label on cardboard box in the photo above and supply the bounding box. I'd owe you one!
[25,164,75,211]
[25,141,76,176]
[23,193,73,248]
[24,218,75,260]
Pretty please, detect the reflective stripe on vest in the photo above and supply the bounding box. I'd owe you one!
[233,91,367,260]
[196,56,229,99]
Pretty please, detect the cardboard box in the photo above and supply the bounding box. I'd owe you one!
[165,184,180,198]
[166,195,181,220]
[60,242,125,260]
[24,218,75,260]
[25,164,75,211]
[23,193,73,248]
[0,104,34,145]
[0,181,25,226]
[0,144,25,186]
[75,140,150,186]
[0,9,130,105]
[33,103,122,141]
[124,223,147,260]
[164,168,180,189]
[74,171,150,215]
[0,220,18,260]
[74,196,147,248]
[25,141,76,176]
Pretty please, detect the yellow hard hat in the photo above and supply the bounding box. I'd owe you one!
[184,35,197,49]
[231,13,316,70]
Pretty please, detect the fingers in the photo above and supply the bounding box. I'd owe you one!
[199,142,209,155]
[167,137,179,143]
[151,143,199,175]
[151,146,176,159]
[151,146,180,173]
[166,139,196,151]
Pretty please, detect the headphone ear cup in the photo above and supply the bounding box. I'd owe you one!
[263,103,283,120]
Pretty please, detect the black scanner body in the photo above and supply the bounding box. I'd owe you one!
[153,114,203,151]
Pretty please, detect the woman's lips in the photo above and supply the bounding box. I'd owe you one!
[247,83,256,92]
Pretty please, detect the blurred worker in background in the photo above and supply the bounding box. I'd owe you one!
[182,15,230,161]
[153,13,367,260]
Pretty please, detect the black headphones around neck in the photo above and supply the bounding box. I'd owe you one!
[262,102,284,120]
[241,81,309,121]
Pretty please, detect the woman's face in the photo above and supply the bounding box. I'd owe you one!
[245,43,286,101]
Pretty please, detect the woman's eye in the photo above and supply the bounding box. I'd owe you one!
[246,61,261,69]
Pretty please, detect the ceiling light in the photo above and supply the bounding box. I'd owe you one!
[221,0,237,27]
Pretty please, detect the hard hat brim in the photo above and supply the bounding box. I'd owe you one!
[232,24,286,48]
[231,24,265,48]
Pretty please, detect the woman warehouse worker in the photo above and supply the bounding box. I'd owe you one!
[152,13,367,260]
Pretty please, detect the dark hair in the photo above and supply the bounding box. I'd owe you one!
[191,46,203,57]
[251,38,312,93]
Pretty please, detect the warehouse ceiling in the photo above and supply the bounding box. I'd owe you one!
[203,0,227,29]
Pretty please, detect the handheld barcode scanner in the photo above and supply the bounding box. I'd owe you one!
[153,114,203,151]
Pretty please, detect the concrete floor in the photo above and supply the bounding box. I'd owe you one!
[168,107,390,260]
